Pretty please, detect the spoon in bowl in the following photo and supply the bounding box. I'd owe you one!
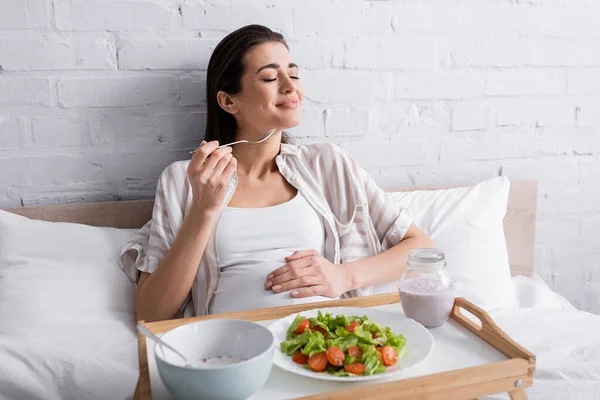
[189,128,277,155]
[136,324,192,368]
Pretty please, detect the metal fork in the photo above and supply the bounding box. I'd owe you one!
[189,128,277,155]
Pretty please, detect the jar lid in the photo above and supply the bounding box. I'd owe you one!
[408,248,446,268]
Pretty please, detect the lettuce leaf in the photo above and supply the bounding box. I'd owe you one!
[300,329,327,357]
[385,330,406,355]
[320,312,348,332]
[308,317,332,338]
[286,315,306,340]
[325,335,358,352]
[361,320,383,335]
[344,355,359,365]
[280,330,312,355]
[359,344,386,375]
[335,324,377,346]
[331,370,355,377]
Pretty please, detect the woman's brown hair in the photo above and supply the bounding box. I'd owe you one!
[204,24,291,145]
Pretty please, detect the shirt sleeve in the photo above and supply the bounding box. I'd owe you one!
[119,161,188,285]
[339,147,413,251]
[142,162,187,274]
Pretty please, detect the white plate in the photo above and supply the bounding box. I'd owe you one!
[268,306,434,382]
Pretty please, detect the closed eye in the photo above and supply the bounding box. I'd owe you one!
[262,77,300,82]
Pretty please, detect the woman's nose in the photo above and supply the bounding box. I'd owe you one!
[280,76,295,94]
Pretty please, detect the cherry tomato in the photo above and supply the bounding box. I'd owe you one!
[347,345,363,360]
[311,326,328,337]
[295,318,310,335]
[381,345,398,367]
[346,321,360,333]
[344,362,366,375]
[292,351,308,365]
[325,347,345,367]
[307,352,328,372]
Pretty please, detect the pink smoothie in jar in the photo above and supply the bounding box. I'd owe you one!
[399,278,455,328]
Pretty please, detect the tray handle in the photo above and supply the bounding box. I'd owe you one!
[451,297,536,368]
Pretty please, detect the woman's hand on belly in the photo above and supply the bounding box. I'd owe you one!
[264,250,351,298]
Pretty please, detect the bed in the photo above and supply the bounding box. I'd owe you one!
[1,180,598,400]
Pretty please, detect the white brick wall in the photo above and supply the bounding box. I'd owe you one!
[55,1,178,32]
[57,76,181,107]
[0,78,53,105]
[1,0,49,29]
[0,0,599,313]
[0,34,116,71]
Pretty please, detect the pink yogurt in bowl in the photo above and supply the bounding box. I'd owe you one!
[399,278,455,328]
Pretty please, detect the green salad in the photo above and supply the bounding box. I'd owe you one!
[280,311,406,376]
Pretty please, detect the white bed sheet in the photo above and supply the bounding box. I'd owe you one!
[0,275,598,400]
[481,275,600,400]
[483,307,600,400]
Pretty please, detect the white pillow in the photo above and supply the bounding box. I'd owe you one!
[388,176,517,311]
[512,274,576,310]
[0,209,138,400]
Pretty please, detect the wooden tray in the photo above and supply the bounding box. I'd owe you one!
[133,294,536,400]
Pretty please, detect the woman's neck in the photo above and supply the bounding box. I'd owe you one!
[231,128,283,179]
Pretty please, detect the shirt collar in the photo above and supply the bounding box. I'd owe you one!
[230,140,299,183]
[280,142,299,156]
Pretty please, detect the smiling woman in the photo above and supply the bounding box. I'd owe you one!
[122,24,434,323]
[203,25,303,147]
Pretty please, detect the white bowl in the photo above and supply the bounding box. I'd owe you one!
[155,319,275,400]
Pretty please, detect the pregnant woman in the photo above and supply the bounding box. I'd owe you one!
[122,24,433,322]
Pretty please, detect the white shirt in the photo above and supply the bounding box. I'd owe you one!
[209,192,332,314]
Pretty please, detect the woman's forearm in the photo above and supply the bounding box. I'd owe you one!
[135,206,217,322]
[345,226,434,292]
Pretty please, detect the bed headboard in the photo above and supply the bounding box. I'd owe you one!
[3,181,537,277]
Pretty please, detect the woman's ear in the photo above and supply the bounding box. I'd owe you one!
[216,91,239,115]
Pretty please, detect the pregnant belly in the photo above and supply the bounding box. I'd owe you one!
[209,260,335,315]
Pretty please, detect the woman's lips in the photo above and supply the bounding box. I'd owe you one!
[276,100,299,110]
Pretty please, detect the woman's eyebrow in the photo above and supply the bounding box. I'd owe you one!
[256,63,299,74]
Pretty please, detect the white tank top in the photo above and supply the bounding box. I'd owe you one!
[209,191,333,315]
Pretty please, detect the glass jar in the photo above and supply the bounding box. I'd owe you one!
[397,248,456,328]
